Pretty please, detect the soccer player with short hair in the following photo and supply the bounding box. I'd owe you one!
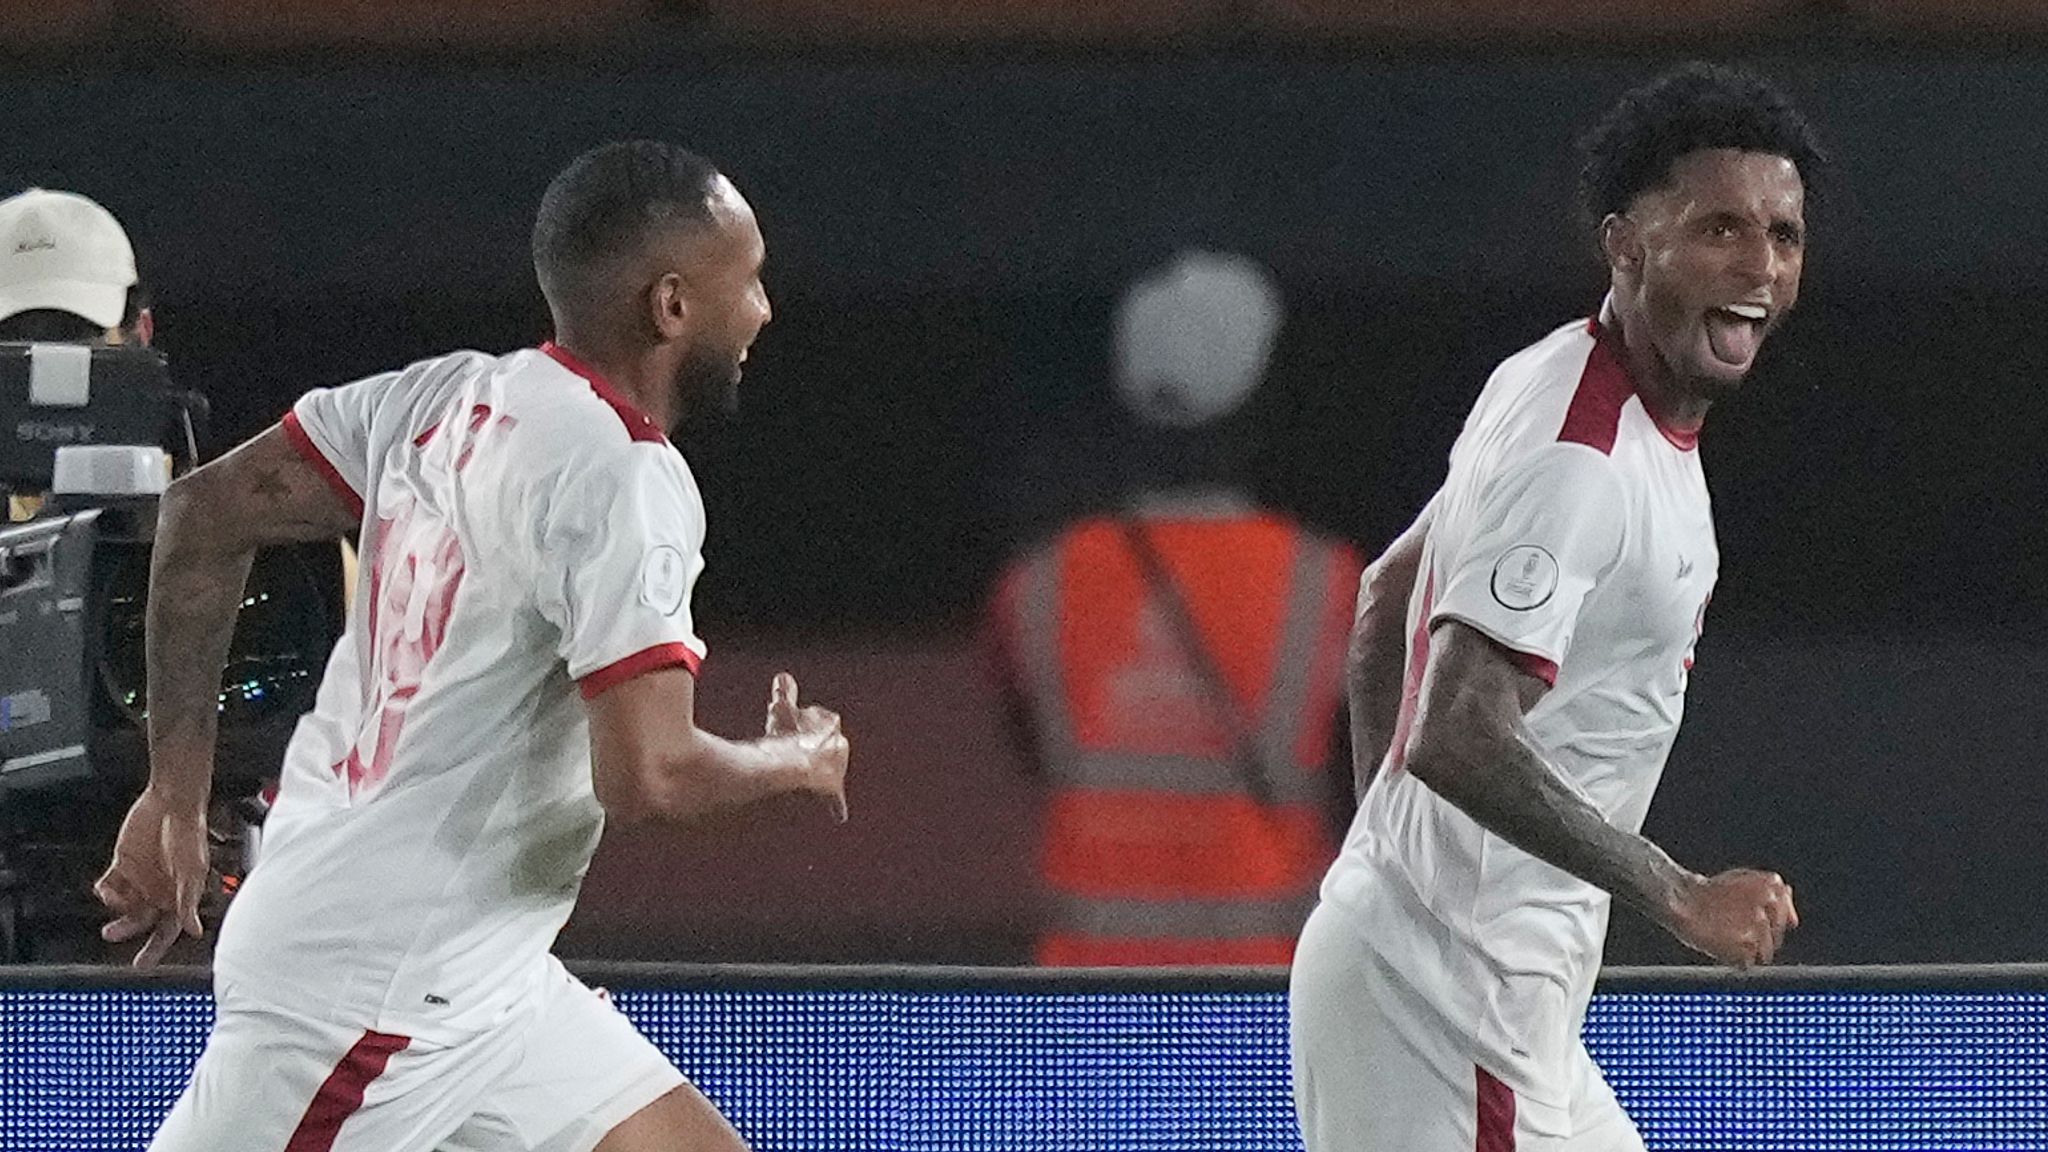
[95,141,848,1152]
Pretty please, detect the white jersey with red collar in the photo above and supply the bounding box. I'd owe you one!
[214,343,707,1045]
[1319,310,1718,1106]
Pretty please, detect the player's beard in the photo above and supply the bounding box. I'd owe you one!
[1674,348,1749,404]
[1643,290,1772,407]
[1672,313,1784,405]
[672,345,743,431]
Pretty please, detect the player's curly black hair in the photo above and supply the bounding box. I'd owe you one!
[1575,63,1828,235]
[532,140,723,307]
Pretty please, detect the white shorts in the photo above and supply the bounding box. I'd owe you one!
[1290,900,1645,1152]
[151,958,689,1152]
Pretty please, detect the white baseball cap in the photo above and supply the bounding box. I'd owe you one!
[1112,249,1283,430]
[0,188,138,329]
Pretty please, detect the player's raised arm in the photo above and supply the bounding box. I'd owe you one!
[97,423,361,965]
[585,668,848,825]
[1403,622,1796,967]
[1345,497,1435,800]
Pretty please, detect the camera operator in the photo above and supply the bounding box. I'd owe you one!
[0,187,170,960]
[0,187,153,522]
[0,188,344,964]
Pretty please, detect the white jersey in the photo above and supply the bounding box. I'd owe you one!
[215,343,708,1046]
[1319,310,1717,1106]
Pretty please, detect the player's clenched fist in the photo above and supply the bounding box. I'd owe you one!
[767,672,850,822]
[1664,868,1798,969]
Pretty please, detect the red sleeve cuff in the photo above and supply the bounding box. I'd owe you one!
[578,642,702,700]
[281,409,365,519]
[1506,648,1560,687]
[1427,613,1561,688]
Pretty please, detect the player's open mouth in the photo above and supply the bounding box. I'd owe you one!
[1703,303,1768,368]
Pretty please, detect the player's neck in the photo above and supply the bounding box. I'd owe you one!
[549,333,681,432]
[1605,306,1712,436]
[1628,351,1711,436]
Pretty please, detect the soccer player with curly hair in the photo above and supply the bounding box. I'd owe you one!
[1291,63,1826,1151]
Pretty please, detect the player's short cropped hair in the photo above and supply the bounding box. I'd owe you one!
[1575,62,1827,233]
[531,141,724,304]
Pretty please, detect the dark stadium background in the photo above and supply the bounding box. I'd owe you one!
[7,7,2047,966]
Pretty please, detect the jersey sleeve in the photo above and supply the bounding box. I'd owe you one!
[281,370,408,520]
[1429,443,1626,683]
[283,352,492,521]
[535,446,709,699]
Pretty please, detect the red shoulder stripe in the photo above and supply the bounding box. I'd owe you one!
[1557,320,1634,456]
[540,341,667,445]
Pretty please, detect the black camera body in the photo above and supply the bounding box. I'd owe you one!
[0,506,343,802]
[0,510,108,795]
[0,342,199,490]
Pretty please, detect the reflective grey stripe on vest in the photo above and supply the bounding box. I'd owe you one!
[1062,751,1326,804]
[1049,892,1316,942]
[1260,536,1338,772]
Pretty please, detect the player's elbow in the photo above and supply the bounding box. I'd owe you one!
[1401,700,1500,803]
[155,465,257,561]
[1399,733,1455,794]
[155,470,216,544]
[591,736,716,826]
[593,766,663,825]
[595,764,695,825]
[1402,735,1485,807]
[159,466,203,510]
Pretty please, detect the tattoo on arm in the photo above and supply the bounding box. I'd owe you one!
[143,424,358,811]
[249,466,292,503]
[1406,622,1692,925]
[145,514,253,811]
[241,452,354,536]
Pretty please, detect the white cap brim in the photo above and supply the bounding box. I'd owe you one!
[0,278,128,329]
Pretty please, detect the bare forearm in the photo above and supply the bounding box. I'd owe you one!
[1347,508,1433,798]
[1346,609,1407,799]
[1412,723,1695,926]
[136,423,359,811]
[616,733,820,824]
[144,482,255,812]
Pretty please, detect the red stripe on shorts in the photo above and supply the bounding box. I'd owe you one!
[1475,1065,1517,1152]
[282,1030,411,1152]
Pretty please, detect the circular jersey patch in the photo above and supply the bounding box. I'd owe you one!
[639,545,687,617]
[1490,545,1559,611]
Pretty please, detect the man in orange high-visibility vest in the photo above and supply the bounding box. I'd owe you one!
[991,251,1361,966]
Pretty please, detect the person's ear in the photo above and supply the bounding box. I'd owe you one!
[1600,213,1641,276]
[649,274,689,341]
